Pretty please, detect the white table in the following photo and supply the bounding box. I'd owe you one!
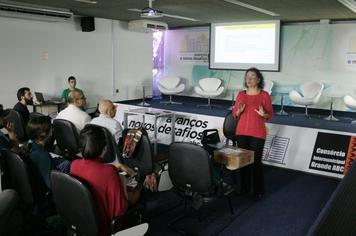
[123,108,175,155]
[324,94,343,121]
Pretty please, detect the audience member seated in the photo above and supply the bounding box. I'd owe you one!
[13,87,33,125]
[90,99,122,143]
[0,105,18,151]
[71,125,140,236]
[61,76,84,104]
[56,90,91,131]
[20,116,70,190]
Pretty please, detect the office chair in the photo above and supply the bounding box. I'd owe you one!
[53,119,80,161]
[51,171,148,236]
[84,124,120,164]
[29,112,45,119]
[307,160,356,236]
[120,128,172,191]
[0,145,10,190]
[201,110,238,153]
[0,189,23,236]
[5,109,27,142]
[168,142,233,233]
[120,129,154,180]
[1,149,50,214]
[222,110,238,146]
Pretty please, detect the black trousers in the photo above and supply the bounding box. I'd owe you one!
[236,135,265,195]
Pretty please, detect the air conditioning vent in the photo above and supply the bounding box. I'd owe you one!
[0,1,73,22]
[128,19,168,33]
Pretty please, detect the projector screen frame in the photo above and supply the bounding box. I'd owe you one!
[209,20,281,72]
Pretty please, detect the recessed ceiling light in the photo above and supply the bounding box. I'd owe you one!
[223,0,280,17]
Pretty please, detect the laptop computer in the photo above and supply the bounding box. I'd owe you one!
[34,92,62,104]
[34,92,46,104]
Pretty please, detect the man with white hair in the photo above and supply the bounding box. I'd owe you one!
[90,99,122,143]
[56,90,91,131]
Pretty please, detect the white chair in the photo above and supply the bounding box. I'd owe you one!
[344,95,356,123]
[344,95,356,110]
[194,77,224,108]
[158,76,185,105]
[264,80,274,95]
[289,81,324,117]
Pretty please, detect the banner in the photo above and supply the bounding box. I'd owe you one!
[115,103,356,178]
[115,104,224,145]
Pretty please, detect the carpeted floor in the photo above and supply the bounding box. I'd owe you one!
[144,166,339,236]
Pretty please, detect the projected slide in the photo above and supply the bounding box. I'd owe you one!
[210,21,280,71]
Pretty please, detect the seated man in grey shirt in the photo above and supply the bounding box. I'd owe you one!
[90,99,122,143]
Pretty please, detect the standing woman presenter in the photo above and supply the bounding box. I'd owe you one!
[233,67,273,198]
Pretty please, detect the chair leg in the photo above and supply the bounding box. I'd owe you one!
[197,98,221,108]
[160,95,182,105]
[305,105,310,118]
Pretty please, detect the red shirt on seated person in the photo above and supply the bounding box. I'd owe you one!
[70,125,128,236]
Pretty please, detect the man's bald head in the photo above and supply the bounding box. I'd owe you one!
[68,91,86,109]
[98,99,116,118]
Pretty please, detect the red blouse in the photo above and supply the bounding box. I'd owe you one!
[232,90,273,140]
[70,159,128,236]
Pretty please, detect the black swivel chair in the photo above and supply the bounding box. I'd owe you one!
[53,119,80,161]
[51,171,147,236]
[29,112,45,119]
[5,109,27,142]
[0,189,23,236]
[168,142,233,233]
[51,171,100,236]
[307,160,356,236]
[1,149,49,210]
[84,124,119,164]
[222,110,238,145]
[201,110,238,153]
[121,129,154,179]
[0,146,10,190]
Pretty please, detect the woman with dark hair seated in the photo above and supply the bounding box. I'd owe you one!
[22,116,70,190]
[70,125,140,236]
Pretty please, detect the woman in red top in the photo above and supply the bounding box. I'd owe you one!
[71,125,137,236]
[233,67,273,199]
